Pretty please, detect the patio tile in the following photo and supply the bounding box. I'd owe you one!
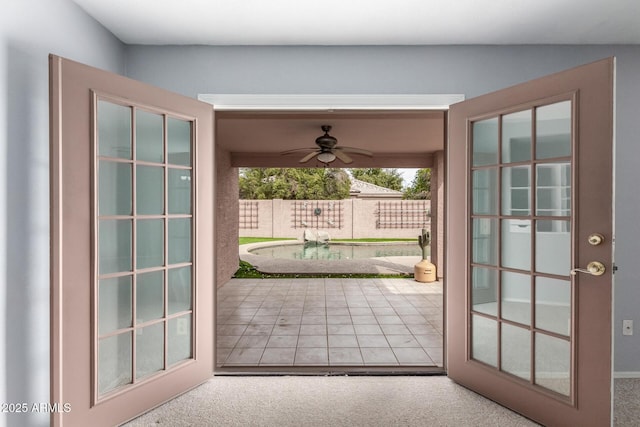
[260,347,296,365]
[392,348,433,365]
[329,348,363,365]
[297,335,328,348]
[225,348,264,365]
[385,335,421,348]
[217,335,241,348]
[414,334,443,348]
[400,315,429,325]
[376,315,404,325]
[327,315,353,325]
[255,308,280,316]
[216,347,233,365]
[242,324,274,336]
[303,307,327,315]
[393,306,421,315]
[271,324,301,336]
[327,325,356,335]
[224,315,255,324]
[277,315,302,325]
[380,324,412,335]
[251,315,279,324]
[353,324,383,335]
[279,308,304,315]
[301,315,327,324]
[371,307,397,316]
[349,307,374,316]
[425,347,444,365]
[326,307,350,316]
[294,348,329,365]
[236,335,269,348]
[328,335,359,348]
[351,315,378,325]
[218,325,248,336]
[361,348,399,365]
[267,335,299,348]
[356,335,389,348]
[299,324,327,335]
[407,324,439,335]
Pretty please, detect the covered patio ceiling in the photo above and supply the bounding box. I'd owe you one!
[215,110,446,168]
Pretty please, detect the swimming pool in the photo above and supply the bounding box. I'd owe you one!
[248,242,423,260]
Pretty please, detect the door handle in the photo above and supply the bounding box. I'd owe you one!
[570,261,606,276]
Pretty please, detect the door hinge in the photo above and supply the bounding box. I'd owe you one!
[613,264,619,274]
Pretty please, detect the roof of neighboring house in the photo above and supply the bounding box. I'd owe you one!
[350,178,403,199]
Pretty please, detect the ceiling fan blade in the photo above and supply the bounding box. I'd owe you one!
[333,149,353,164]
[299,151,320,163]
[339,146,373,157]
[280,148,315,155]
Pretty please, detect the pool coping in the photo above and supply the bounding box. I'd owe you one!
[239,240,424,275]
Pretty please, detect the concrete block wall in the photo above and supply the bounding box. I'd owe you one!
[239,199,431,240]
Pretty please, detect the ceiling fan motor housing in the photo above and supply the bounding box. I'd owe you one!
[316,125,338,149]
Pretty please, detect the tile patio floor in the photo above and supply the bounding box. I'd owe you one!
[216,278,443,368]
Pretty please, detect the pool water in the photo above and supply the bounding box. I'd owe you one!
[249,242,423,260]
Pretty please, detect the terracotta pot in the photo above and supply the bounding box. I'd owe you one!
[414,259,436,283]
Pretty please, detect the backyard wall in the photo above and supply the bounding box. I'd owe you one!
[239,199,431,240]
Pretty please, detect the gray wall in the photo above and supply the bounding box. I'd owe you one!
[1,0,125,425]
[125,44,640,373]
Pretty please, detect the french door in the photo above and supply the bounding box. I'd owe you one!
[447,58,614,426]
[50,55,214,426]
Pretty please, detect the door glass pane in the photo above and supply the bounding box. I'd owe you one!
[136,165,164,215]
[136,109,164,163]
[536,163,571,216]
[168,314,192,365]
[501,324,531,381]
[136,219,164,269]
[168,168,191,214]
[136,322,164,379]
[472,118,498,166]
[167,118,192,166]
[98,332,132,395]
[99,219,132,275]
[502,166,530,216]
[472,218,498,266]
[502,109,531,163]
[501,271,531,326]
[99,161,132,216]
[535,333,570,396]
[472,168,497,215]
[472,267,498,316]
[536,220,570,276]
[472,314,497,367]
[501,219,531,271]
[536,101,571,160]
[536,277,571,336]
[168,266,192,314]
[168,218,192,264]
[98,101,131,159]
[136,270,164,323]
[99,276,132,335]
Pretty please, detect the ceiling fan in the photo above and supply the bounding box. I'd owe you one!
[281,125,373,164]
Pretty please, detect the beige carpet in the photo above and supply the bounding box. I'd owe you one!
[123,376,540,426]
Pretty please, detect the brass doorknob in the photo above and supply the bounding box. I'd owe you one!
[571,261,606,276]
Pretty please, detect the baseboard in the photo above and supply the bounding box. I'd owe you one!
[614,371,640,379]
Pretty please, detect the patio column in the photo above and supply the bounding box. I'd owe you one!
[430,150,445,279]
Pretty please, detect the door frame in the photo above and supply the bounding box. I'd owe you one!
[203,93,462,372]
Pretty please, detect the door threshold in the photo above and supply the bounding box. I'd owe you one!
[215,366,446,376]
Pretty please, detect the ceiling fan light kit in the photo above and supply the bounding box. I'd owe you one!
[281,124,373,165]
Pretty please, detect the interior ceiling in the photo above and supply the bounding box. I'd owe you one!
[216,111,445,168]
[73,0,640,45]
[72,0,638,168]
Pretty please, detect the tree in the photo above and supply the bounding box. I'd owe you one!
[349,168,403,191]
[239,168,351,200]
[403,168,431,199]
